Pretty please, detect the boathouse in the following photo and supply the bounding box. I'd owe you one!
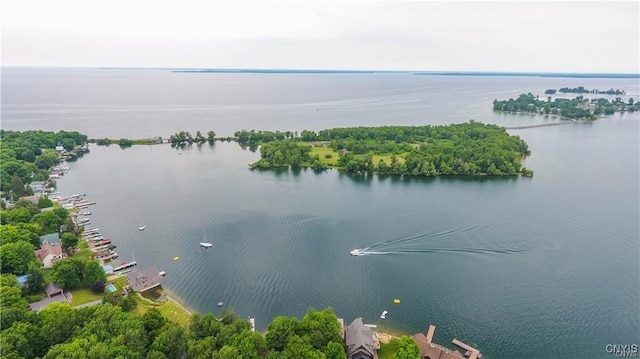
[413,325,465,359]
[126,265,162,293]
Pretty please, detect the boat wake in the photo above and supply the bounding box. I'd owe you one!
[351,223,531,257]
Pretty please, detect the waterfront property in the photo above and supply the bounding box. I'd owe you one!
[345,317,380,359]
[127,265,162,292]
[413,325,474,359]
[39,232,61,245]
[35,242,66,268]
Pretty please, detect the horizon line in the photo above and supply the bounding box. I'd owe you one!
[3,66,639,78]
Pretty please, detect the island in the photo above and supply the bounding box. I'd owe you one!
[236,121,533,176]
[493,93,638,120]
[544,87,627,95]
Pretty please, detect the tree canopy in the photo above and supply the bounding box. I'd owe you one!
[247,122,533,176]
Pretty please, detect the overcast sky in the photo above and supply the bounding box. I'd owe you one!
[2,0,638,72]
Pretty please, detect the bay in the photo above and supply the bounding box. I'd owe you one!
[2,68,638,358]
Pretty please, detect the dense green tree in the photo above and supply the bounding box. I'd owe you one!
[13,199,42,217]
[0,224,40,247]
[37,196,54,208]
[0,281,29,329]
[281,335,326,359]
[76,304,148,354]
[61,232,79,250]
[230,329,268,359]
[35,150,60,169]
[0,322,38,359]
[83,260,106,287]
[10,175,27,200]
[151,325,187,359]
[189,312,222,340]
[187,337,217,359]
[32,210,65,234]
[52,258,84,289]
[216,345,241,359]
[25,262,45,295]
[394,335,421,359]
[1,207,33,224]
[40,302,80,347]
[143,308,167,342]
[0,241,36,274]
[301,308,343,350]
[266,316,302,352]
[323,341,347,359]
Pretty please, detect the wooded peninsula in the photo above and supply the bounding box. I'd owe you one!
[236,121,533,176]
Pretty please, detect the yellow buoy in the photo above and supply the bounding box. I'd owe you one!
[393,298,400,304]
[173,256,180,261]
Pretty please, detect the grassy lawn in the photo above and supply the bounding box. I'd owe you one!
[155,299,192,327]
[372,153,407,165]
[309,146,340,166]
[70,288,103,306]
[130,288,192,327]
[378,338,402,359]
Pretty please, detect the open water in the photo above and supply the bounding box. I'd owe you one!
[2,68,639,358]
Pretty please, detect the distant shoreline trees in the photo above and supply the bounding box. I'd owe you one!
[493,93,638,120]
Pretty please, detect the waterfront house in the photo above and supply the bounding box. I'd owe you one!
[413,325,465,359]
[35,242,66,268]
[345,317,379,359]
[29,181,47,195]
[127,265,162,293]
[39,233,61,246]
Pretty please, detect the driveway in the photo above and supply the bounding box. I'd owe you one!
[28,292,70,311]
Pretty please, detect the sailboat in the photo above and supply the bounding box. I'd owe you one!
[200,230,213,248]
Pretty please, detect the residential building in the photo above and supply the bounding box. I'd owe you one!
[35,242,66,268]
[126,265,162,292]
[345,317,379,359]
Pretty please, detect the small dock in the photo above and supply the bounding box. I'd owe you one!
[452,338,480,359]
[249,317,256,332]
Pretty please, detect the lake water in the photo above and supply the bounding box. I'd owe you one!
[2,68,639,358]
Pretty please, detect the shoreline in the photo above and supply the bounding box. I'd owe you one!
[161,288,194,316]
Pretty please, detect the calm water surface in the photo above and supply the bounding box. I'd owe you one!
[2,68,638,358]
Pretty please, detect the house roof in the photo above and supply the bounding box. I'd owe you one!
[40,233,61,245]
[127,265,162,292]
[413,333,464,359]
[345,317,376,358]
[35,242,63,260]
[45,282,64,296]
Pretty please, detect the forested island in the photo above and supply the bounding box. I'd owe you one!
[493,93,638,120]
[544,86,626,95]
[236,121,533,176]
